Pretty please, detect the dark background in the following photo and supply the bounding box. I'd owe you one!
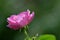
[0,0,60,40]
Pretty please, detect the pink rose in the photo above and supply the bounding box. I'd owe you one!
[7,9,34,30]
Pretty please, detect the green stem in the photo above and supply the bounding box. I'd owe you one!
[24,26,30,40]
[24,29,29,37]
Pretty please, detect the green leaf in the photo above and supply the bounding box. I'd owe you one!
[36,34,56,40]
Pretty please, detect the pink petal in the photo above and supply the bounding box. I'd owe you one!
[30,11,34,20]
[27,9,30,16]
[28,11,34,23]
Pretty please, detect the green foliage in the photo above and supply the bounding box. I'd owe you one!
[36,34,56,40]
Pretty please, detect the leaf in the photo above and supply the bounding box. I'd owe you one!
[36,34,56,40]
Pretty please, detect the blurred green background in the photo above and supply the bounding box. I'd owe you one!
[0,0,60,40]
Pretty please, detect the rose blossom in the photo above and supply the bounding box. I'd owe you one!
[7,9,34,30]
